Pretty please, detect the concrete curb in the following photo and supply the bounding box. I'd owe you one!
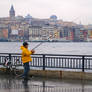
[29,70,92,80]
[0,68,92,80]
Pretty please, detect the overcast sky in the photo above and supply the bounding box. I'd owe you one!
[0,0,92,25]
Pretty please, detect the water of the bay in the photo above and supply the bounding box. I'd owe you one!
[0,42,92,55]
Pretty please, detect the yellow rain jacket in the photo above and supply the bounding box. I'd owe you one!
[20,46,32,64]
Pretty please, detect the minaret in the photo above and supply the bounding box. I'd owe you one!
[9,5,15,18]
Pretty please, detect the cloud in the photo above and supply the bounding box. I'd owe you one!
[0,0,92,24]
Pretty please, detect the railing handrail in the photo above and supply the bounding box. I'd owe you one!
[0,53,92,57]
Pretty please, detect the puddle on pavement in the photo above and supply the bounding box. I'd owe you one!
[0,75,92,92]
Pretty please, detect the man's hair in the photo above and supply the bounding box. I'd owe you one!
[23,42,28,46]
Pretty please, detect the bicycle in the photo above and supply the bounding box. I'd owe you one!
[0,56,34,80]
[2,56,23,76]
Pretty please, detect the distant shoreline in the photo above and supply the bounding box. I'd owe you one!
[0,41,91,43]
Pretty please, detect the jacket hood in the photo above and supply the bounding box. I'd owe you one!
[20,46,26,51]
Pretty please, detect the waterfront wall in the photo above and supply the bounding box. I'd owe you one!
[29,70,92,80]
[0,67,92,80]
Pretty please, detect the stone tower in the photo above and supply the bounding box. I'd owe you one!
[9,5,15,18]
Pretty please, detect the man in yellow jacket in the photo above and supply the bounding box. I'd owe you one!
[20,42,35,79]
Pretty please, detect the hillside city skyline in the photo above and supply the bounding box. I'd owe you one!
[0,0,92,25]
[0,5,92,42]
[0,4,91,26]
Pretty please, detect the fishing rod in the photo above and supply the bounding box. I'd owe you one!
[32,35,52,50]
[32,42,44,50]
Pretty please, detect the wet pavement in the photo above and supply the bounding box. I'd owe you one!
[0,75,92,92]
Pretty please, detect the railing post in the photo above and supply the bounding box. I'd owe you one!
[9,54,11,61]
[82,56,85,72]
[43,55,45,70]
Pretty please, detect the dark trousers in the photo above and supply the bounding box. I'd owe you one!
[22,62,30,78]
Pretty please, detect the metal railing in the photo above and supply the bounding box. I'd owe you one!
[0,53,92,72]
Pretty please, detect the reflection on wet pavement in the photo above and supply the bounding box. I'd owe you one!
[0,75,92,92]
